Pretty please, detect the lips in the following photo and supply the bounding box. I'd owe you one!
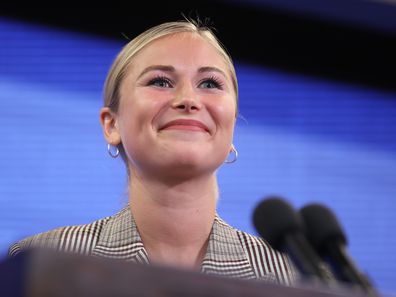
[160,119,210,133]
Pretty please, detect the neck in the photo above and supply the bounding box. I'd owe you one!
[129,169,217,269]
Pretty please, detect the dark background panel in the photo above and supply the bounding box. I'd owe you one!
[1,0,395,93]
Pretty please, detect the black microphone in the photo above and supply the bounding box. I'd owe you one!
[252,197,332,284]
[299,203,377,294]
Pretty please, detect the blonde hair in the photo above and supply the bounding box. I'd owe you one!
[103,18,238,114]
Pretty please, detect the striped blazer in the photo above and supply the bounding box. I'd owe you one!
[9,206,298,285]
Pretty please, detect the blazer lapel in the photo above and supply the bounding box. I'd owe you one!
[201,215,257,279]
[92,206,149,263]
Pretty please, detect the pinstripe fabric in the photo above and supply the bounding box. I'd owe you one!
[9,206,298,285]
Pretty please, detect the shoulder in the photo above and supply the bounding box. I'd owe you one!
[216,217,299,285]
[8,214,112,257]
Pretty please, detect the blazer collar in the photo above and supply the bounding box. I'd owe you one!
[92,206,149,263]
[92,206,257,279]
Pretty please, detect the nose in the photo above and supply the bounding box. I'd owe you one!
[171,84,203,112]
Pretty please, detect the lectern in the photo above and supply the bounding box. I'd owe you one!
[0,249,383,297]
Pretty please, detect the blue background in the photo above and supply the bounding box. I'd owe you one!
[1,17,395,293]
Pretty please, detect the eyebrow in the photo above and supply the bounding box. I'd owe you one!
[137,65,228,80]
[198,66,227,79]
[137,65,175,79]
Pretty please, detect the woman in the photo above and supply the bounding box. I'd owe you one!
[9,19,297,285]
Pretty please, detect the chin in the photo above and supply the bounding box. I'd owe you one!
[168,144,226,168]
[169,152,207,167]
[157,153,222,177]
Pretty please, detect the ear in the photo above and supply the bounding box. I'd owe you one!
[99,107,121,145]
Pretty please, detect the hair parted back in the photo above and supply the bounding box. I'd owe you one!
[103,17,238,115]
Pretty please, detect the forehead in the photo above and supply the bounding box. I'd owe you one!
[127,32,230,75]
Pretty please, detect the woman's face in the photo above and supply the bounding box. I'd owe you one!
[116,32,237,179]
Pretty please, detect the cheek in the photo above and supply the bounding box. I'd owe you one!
[117,96,160,165]
[211,98,236,132]
[117,90,170,149]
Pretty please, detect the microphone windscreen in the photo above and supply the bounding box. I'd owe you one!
[252,197,304,249]
[299,203,347,252]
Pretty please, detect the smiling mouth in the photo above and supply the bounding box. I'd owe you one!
[160,119,210,133]
[162,125,206,132]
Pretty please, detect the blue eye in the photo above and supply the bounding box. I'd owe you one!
[199,76,223,89]
[148,76,173,88]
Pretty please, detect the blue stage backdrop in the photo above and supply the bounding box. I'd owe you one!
[1,17,395,293]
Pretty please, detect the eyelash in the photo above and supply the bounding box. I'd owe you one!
[199,76,224,90]
[147,75,224,90]
[147,75,173,88]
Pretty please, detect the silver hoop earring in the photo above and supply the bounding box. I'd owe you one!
[107,143,119,158]
[225,145,238,164]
